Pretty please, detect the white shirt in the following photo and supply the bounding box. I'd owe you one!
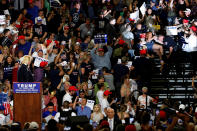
[130,79,138,99]
[101,98,109,116]
[0,114,6,125]
[108,118,114,131]
[97,90,104,104]
[62,93,72,104]
[182,34,197,52]
[35,17,47,25]
[138,95,153,108]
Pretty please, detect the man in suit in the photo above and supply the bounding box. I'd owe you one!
[101,107,121,131]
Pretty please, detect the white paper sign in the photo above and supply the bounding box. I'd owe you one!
[86,100,95,110]
[130,10,139,22]
[117,59,121,64]
[34,57,48,67]
[126,61,133,68]
[0,15,6,25]
[4,10,9,15]
[166,26,178,36]
[140,2,146,16]
[92,69,99,79]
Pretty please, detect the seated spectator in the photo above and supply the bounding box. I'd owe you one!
[42,102,57,123]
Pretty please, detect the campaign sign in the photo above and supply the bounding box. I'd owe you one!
[13,83,40,93]
[166,26,178,36]
[94,34,108,44]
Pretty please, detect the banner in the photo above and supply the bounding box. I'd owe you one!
[166,26,178,36]
[34,57,48,67]
[140,2,146,16]
[130,10,139,22]
[94,34,107,44]
[86,100,95,110]
[0,15,6,25]
[13,82,40,93]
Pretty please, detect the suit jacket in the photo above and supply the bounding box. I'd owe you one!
[17,64,33,82]
[101,115,122,131]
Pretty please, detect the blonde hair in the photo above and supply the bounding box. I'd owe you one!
[21,55,32,65]
[93,104,101,113]
[81,82,88,90]
[2,46,10,56]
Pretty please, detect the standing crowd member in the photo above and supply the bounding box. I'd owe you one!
[0,0,197,130]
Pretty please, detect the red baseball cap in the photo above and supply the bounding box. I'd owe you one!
[183,19,189,24]
[140,33,146,38]
[190,26,197,32]
[139,49,147,55]
[69,86,78,91]
[98,48,104,52]
[28,0,33,3]
[18,35,25,40]
[118,39,125,45]
[64,25,69,30]
[104,90,112,96]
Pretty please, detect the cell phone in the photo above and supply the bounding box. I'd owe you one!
[130,118,134,124]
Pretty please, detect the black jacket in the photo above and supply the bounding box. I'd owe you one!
[17,64,33,82]
[101,115,122,131]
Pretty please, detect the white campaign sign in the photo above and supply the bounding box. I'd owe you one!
[140,2,146,16]
[86,100,95,110]
[34,57,48,67]
[130,10,139,21]
[166,26,178,36]
[0,15,6,25]
[92,69,99,79]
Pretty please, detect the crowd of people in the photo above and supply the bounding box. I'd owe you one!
[0,0,197,130]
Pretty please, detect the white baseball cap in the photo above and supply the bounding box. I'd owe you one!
[179,104,185,110]
[184,8,191,13]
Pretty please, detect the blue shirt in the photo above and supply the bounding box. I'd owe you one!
[76,106,91,119]
[42,111,57,118]
[27,6,39,23]
[18,42,31,55]
[0,92,8,105]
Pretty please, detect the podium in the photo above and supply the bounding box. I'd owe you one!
[13,82,42,130]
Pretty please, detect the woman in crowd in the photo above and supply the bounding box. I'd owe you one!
[91,104,104,123]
